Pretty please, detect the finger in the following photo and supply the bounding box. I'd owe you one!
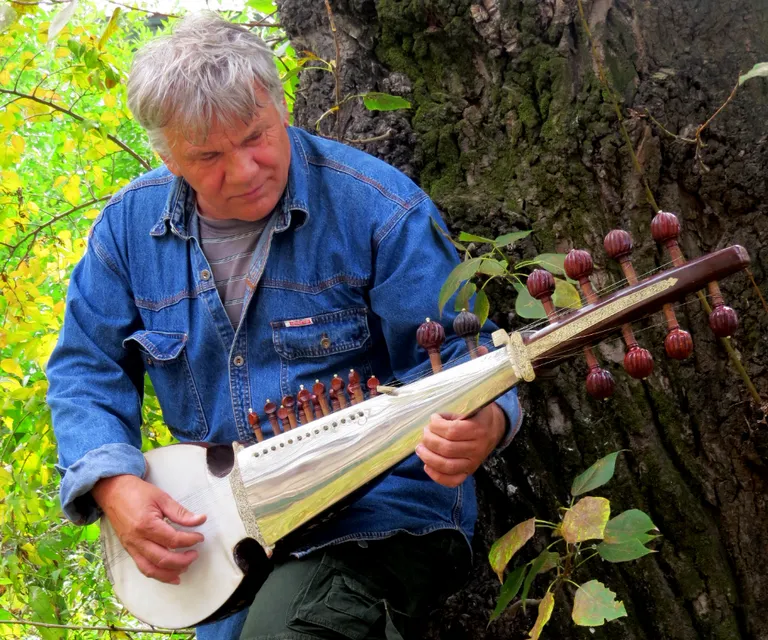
[137,538,200,573]
[415,443,474,477]
[131,549,183,585]
[422,464,468,488]
[143,515,204,550]
[158,493,207,528]
[421,428,478,459]
[427,414,476,441]
[476,345,489,356]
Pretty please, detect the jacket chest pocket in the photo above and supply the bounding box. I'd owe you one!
[123,330,208,441]
[271,307,373,396]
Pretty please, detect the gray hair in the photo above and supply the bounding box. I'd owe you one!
[127,12,284,155]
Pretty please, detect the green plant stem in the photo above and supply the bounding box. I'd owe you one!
[2,618,191,635]
[573,551,600,571]
[575,0,763,407]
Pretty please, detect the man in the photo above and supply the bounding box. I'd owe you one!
[47,12,523,640]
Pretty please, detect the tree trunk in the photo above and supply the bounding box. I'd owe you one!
[276,1,768,638]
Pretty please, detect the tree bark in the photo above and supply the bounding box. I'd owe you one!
[276,1,768,638]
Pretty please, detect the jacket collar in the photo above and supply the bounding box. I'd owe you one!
[150,126,311,239]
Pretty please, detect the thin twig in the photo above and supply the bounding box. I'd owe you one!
[0,87,151,170]
[323,0,343,141]
[745,268,768,315]
[2,619,192,635]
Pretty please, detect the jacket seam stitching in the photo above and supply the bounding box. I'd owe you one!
[373,192,430,249]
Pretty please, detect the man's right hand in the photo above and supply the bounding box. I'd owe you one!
[92,474,207,585]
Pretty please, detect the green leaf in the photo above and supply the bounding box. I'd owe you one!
[458,231,495,244]
[47,0,79,45]
[572,580,627,626]
[552,278,582,309]
[455,281,476,312]
[477,259,507,276]
[739,62,768,85]
[571,451,626,496]
[561,496,611,543]
[521,549,553,609]
[598,539,655,563]
[437,258,483,315]
[474,289,490,328]
[246,0,277,12]
[513,282,547,319]
[361,92,411,111]
[431,216,467,253]
[528,591,555,639]
[603,509,658,544]
[494,230,532,246]
[488,517,536,582]
[0,608,12,621]
[530,253,566,276]
[489,564,527,623]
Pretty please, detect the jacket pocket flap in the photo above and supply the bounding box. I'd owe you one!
[123,330,188,361]
[271,308,370,360]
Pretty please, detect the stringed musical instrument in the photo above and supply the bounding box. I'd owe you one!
[100,212,750,629]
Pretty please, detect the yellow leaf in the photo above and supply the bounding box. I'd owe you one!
[21,542,45,566]
[11,135,24,154]
[528,591,555,639]
[62,175,81,205]
[53,175,68,189]
[1,170,21,191]
[83,208,100,219]
[55,46,70,58]
[103,93,117,108]
[98,7,121,49]
[62,138,76,153]
[562,496,611,544]
[0,69,10,85]
[1,358,23,378]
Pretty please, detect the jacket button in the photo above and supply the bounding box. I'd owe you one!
[233,355,245,367]
[201,269,211,281]
[320,334,331,349]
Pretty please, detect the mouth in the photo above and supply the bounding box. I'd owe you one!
[233,183,264,200]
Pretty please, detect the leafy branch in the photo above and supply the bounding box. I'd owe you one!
[487,452,659,637]
[0,86,151,170]
[1,618,194,636]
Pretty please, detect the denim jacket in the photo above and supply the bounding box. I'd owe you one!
[47,126,522,638]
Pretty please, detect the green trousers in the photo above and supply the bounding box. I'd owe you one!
[239,531,471,640]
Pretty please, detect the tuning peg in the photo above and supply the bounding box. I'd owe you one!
[277,404,290,432]
[297,385,313,424]
[264,399,281,434]
[603,232,655,379]
[453,309,481,358]
[280,395,298,430]
[348,369,364,404]
[652,210,738,338]
[330,374,348,408]
[366,375,380,397]
[561,253,616,397]
[417,318,445,374]
[311,393,323,419]
[312,379,331,416]
[329,387,341,412]
[247,408,264,442]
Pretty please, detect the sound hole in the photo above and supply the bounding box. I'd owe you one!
[206,444,235,478]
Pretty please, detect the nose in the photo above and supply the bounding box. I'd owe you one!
[225,147,259,187]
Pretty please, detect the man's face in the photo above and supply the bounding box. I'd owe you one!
[161,89,291,221]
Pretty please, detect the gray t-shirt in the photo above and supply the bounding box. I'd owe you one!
[196,211,270,327]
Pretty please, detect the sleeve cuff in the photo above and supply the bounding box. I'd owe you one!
[56,443,147,525]
[493,386,524,454]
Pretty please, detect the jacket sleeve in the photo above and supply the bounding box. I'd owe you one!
[367,194,523,451]
[46,210,146,525]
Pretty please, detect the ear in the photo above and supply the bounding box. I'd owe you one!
[161,154,182,177]
[281,97,290,127]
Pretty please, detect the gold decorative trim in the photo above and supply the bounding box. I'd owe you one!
[507,331,535,382]
[527,277,679,359]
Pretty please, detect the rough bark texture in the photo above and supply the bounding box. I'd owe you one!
[276,1,768,638]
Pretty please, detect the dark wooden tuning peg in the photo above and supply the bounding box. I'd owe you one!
[264,399,281,434]
[348,369,364,404]
[311,393,323,420]
[417,318,445,374]
[603,232,655,379]
[277,404,290,432]
[652,210,738,338]
[297,385,313,424]
[562,251,616,398]
[280,395,297,430]
[453,309,481,359]
[367,375,380,397]
[329,387,341,412]
[247,408,264,442]
[312,379,331,416]
[330,374,348,409]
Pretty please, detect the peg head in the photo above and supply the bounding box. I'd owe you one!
[453,309,481,338]
[665,328,694,360]
[330,374,345,393]
[281,394,295,409]
[348,369,360,385]
[623,345,654,379]
[651,211,681,245]
[417,318,445,351]
[586,367,615,400]
[247,408,259,426]
[604,230,633,261]
[264,399,277,415]
[709,304,739,338]
[312,379,326,395]
[526,269,556,301]
[564,249,594,281]
[297,386,311,404]
[367,375,380,394]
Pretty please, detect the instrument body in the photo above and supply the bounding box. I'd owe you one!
[100,245,750,629]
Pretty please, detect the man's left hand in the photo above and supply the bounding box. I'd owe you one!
[415,403,507,488]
